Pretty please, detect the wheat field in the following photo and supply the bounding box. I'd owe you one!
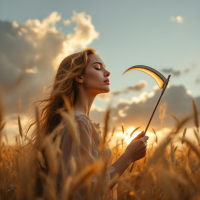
[0,94,200,200]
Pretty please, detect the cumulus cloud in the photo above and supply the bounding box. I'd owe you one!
[0,11,99,117]
[91,85,200,132]
[171,16,183,23]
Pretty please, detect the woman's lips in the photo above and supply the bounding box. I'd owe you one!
[104,80,110,85]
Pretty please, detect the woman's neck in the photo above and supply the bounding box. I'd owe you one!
[73,88,96,117]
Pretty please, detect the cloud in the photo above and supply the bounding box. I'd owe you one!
[0,11,99,117]
[98,80,147,99]
[171,16,183,23]
[64,11,99,57]
[162,65,196,77]
[184,64,195,73]
[196,76,200,83]
[126,81,147,92]
[90,85,200,132]
[63,19,71,26]
[161,68,181,77]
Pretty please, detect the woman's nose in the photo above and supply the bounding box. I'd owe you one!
[105,70,110,77]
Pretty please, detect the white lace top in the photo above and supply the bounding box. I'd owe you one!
[57,111,117,200]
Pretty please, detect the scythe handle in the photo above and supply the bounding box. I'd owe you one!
[144,75,171,135]
[129,75,171,173]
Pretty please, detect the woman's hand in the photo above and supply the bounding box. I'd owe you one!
[132,131,146,141]
[124,131,149,164]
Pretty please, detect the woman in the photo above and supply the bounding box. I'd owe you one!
[28,48,149,199]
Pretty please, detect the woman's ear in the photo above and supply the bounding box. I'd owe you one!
[75,75,83,83]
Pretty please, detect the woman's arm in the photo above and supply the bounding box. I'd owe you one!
[109,133,149,190]
[109,150,132,190]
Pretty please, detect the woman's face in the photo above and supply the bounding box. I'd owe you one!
[78,54,110,95]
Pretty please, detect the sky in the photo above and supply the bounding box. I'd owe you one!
[0,0,200,147]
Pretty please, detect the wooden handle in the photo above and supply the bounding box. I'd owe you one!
[129,75,171,173]
[144,75,170,135]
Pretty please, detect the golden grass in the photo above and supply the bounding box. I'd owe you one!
[130,127,140,139]
[0,94,200,200]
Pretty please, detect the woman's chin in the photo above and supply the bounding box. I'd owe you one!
[101,87,110,93]
[94,86,110,95]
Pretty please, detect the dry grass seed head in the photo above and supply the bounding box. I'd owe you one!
[191,98,199,133]
[182,128,187,145]
[181,137,200,160]
[52,134,62,156]
[18,115,23,138]
[121,123,124,134]
[173,145,178,152]
[117,179,140,200]
[152,128,158,143]
[193,129,200,146]
[62,94,74,118]
[39,171,57,200]
[157,169,179,200]
[34,106,44,150]
[41,136,58,176]
[147,134,172,167]
[170,113,179,124]
[130,127,140,138]
[69,156,76,177]
[102,173,120,196]
[159,102,167,120]
[61,176,73,200]
[170,142,176,168]
[49,124,64,143]
[36,150,46,169]
[0,92,3,143]
[103,104,111,145]
[111,126,115,137]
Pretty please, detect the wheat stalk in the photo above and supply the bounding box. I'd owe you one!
[70,159,103,194]
[59,110,80,147]
[181,137,200,159]
[191,98,199,133]
[18,115,23,138]
[152,128,158,143]
[170,113,179,124]
[193,129,200,146]
[170,142,176,168]
[121,123,124,135]
[130,127,140,138]
[182,128,187,145]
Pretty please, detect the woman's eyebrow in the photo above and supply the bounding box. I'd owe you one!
[92,62,106,69]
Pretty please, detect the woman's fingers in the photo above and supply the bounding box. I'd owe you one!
[138,131,145,138]
[132,131,145,141]
[141,136,149,142]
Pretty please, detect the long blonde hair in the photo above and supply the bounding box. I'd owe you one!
[26,48,97,137]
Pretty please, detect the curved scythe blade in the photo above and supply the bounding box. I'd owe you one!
[122,65,167,89]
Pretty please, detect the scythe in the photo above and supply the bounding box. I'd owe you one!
[122,65,171,172]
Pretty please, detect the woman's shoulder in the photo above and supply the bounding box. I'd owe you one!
[74,111,102,136]
[60,111,102,136]
[73,111,92,126]
[60,111,90,126]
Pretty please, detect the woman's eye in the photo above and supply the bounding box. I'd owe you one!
[95,68,101,70]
